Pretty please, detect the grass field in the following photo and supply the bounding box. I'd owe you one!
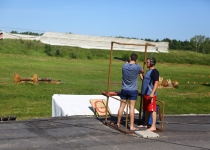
[0,39,210,120]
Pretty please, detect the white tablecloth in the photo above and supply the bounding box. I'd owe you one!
[52,94,139,117]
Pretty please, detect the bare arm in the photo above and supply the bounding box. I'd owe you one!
[139,73,144,80]
[149,80,159,98]
[139,69,144,80]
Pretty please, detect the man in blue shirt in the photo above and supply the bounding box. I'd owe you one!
[139,57,159,131]
[116,53,144,131]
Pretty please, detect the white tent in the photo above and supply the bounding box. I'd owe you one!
[40,32,169,52]
[3,31,169,52]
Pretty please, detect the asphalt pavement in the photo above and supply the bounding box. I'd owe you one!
[0,115,209,150]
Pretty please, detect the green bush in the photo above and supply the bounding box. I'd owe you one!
[44,44,52,56]
[25,41,33,49]
[70,52,77,59]
[55,49,61,57]
[87,53,93,60]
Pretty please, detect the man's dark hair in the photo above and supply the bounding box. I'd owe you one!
[130,53,138,61]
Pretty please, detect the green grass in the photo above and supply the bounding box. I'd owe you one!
[1,39,210,65]
[0,39,210,120]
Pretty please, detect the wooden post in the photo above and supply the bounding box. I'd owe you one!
[138,45,148,124]
[105,42,114,122]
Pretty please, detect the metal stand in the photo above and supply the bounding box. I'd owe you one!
[102,92,134,134]
[104,41,157,134]
[156,100,165,131]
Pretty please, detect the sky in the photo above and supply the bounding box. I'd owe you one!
[0,0,209,41]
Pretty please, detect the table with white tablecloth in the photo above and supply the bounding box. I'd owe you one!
[52,94,139,117]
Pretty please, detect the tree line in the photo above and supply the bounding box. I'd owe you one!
[10,30,43,36]
[10,31,210,54]
[117,35,210,54]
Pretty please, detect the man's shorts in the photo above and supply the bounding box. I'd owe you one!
[143,95,156,112]
[120,89,138,100]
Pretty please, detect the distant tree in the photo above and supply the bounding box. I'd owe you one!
[115,36,124,39]
[176,40,182,49]
[190,35,210,54]
[144,38,154,42]
[20,31,40,36]
[183,40,192,50]
[190,35,204,52]
[160,38,194,50]
[161,38,171,43]
[10,31,18,34]
[155,39,159,42]
[201,37,210,54]
[10,31,42,36]
[115,36,139,40]
[131,37,138,39]
[170,39,178,49]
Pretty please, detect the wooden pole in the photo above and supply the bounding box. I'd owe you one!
[105,42,114,122]
[112,41,155,47]
[138,45,148,124]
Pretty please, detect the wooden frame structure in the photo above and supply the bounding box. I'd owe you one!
[103,41,165,134]
[157,100,165,130]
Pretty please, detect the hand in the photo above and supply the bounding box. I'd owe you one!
[149,93,154,99]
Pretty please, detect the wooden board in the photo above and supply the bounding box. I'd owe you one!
[89,99,112,117]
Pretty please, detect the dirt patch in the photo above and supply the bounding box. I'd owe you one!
[178,92,198,95]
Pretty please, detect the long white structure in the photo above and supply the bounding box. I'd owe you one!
[2,31,169,52]
[52,94,139,117]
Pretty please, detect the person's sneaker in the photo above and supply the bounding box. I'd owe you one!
[137,125,147,128]
[9,116,17,121]
[2,116,9,121]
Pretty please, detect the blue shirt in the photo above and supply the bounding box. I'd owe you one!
[122,63,142,90]
[141,69,159,95]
